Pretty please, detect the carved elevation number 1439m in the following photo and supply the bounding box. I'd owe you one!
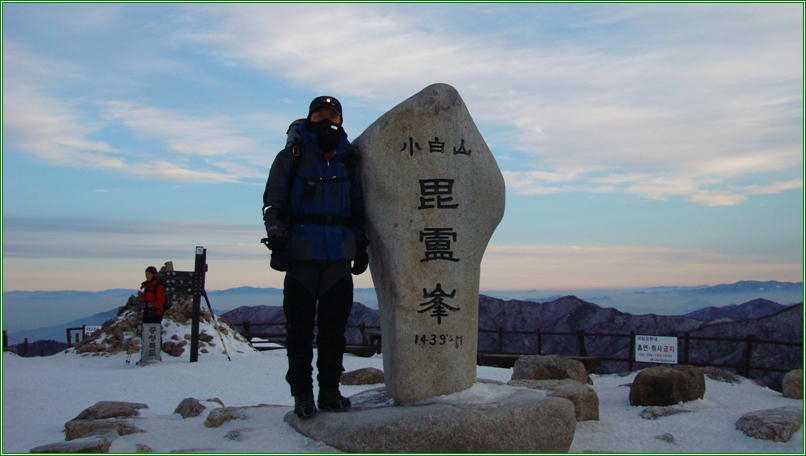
[414,334,464,348]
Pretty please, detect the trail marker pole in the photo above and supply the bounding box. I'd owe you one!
[163,246,208,363]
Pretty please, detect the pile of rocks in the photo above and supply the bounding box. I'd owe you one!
[71,296,246,357]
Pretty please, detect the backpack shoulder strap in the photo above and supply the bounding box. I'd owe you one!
[344,145,360,186]
[283,141,305,228]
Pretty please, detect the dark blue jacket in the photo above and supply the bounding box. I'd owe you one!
[262,121,365,261]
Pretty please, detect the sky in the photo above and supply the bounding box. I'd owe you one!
[2,3,803,292]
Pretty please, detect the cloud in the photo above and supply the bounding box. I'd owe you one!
[480,244,803,289]
[2,90,123,169]
[177,4,803,205]
[2,217,265,260]
[2,5,801,204]
[3,38,272,184]
[503,168,803,206]
[98,100,260,158]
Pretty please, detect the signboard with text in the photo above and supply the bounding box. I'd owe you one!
[635,335,678,364]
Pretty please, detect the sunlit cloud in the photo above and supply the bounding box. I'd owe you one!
[481,244,803,289]
[2,4,801,204]
[98,100,260,158]
[2,91,122,169]
[176,3,802,206]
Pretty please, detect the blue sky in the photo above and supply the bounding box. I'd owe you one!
[2,3,803,292]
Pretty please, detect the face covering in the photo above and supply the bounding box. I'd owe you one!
[308,119,341,152]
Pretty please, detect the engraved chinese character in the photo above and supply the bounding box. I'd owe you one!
[400,137,422,156]
[418,179,458,210]
[419,228,460,262]
[453,138,471,156]
[429,137,445,154]
[418,283,459,325]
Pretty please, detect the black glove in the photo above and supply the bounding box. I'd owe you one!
[263,234,291,272]
[351,235,370,275]
[266,234,287,252]
[351,248,368,275]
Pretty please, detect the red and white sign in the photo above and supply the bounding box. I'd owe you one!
[635,335,678,364]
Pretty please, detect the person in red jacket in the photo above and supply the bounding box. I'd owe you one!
[138,266,165,324]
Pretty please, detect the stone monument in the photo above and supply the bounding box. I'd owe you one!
[354,83,505,404]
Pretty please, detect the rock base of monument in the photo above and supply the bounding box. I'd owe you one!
[284,383,576,453]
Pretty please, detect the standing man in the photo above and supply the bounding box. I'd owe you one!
[262,96,369,418]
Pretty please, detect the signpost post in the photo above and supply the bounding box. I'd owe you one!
[163,246,207,363]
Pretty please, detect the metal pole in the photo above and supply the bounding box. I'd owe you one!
[24,338,28,357]
[497,327,503,354]
[684,333,690,365]
[744,335,753,377]
[190,246,207,363]
[537,328,542,355]
[3,330,7,349]
[578,329,588,357]
[628,330,635,371]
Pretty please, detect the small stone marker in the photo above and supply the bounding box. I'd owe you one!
[354,83,505,404]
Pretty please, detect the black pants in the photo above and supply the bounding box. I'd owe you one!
[283,274,353,396]
[143,311,163,324]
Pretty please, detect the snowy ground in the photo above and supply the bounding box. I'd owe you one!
[2,347,804,453]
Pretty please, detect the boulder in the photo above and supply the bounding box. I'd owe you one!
[64,419,143,441]
[31,428,118,453]
[702,367,742,384]
[629,365,705,406]
[639,406,694,420]
[341,367,385,385]
[174,398,206,419]
[782,369,803,399]
[735,406,803,442]
[284,384,575,453]
[204,407,247,428]
[509,379,599,421]
[353,83,505,404]
[70,401,148,421]
[511,354,593,385]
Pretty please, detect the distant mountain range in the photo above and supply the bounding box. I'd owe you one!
[681,298,788,321]
[5,308,120,348]
[4,280,801,348]
[7,287,801,390]
[478,295,802,389]
[216,294,802,389]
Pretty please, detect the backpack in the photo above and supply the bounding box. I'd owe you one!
[155,274,173,312]
[285,118,305,148]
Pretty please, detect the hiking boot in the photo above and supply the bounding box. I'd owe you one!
[294,394,317,419]
[317,387,351,412]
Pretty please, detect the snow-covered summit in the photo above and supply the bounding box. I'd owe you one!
[66,297,257,359]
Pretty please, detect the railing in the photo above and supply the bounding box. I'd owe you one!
[478,328,803,377]
[234,321,382,353]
